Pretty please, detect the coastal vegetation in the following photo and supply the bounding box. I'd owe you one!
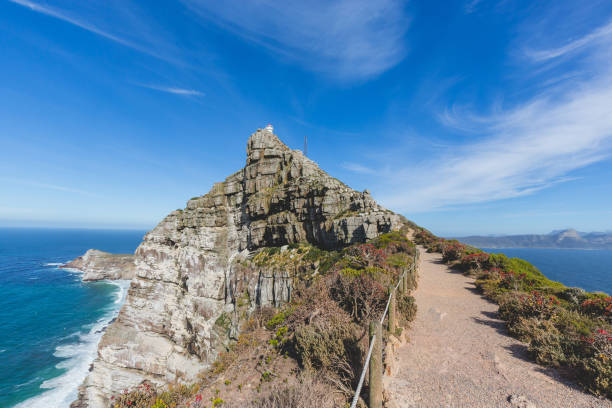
[414,228,612,398]
[110,230,418,407]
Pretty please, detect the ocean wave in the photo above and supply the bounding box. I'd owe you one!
[14,283,127,408]
[60,267,82,275]
[109,280,131,305]
[44,263,64,267]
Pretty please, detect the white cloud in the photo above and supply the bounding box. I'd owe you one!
[136,84,203,96]
[342,162,376,175]
[526,20,612,62]
[0,177,99,197]
[346,17,612,214]
[379,74,612,212]
[181,0,410,80]
[464,0,484,14]
[370,21,612,214]
[7,0,178,63]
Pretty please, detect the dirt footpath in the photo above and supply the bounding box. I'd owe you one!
[385,248,610,408]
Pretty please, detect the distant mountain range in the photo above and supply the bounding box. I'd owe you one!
[455,229,612,250]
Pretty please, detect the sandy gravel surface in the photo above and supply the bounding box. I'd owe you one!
[386,248,611,408]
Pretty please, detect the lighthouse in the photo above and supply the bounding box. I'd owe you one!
[264,123,274,133]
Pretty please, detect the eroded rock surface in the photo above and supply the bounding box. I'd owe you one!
[74,129,400,407]
[62,249,136,281]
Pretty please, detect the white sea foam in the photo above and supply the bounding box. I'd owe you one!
[61,267,83,275]
[14,280,130,408]
[44,263,64,266]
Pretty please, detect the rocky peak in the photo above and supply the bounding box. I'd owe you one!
[74,128,401,407]
[246,128,289,165]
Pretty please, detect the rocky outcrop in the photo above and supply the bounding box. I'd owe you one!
[62,249,136,281]
[74,128,400,407]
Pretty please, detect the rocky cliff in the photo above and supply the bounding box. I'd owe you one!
[74,128,401,407]
[62,249,136,281]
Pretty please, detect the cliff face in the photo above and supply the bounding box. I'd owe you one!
[75,129,400,407]
[62,249,136,281]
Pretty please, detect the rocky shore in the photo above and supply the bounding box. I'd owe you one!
[62,249,135,281]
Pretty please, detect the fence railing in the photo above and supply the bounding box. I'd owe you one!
[349,248,420,408]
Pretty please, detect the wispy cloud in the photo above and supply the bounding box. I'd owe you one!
[526,20,612,62]
[342,162,376,175]
[0,177,100,197]
[136,84,203,96]
[7,0,179,64]
[464,0,484,14]
[380,76,612,212]
[180,0,410,80]
[366,20,612,214]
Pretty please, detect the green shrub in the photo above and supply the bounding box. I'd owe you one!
[397,294,417,323]
[266,309,293,330]
[293,318,358,372]
[558,287,588,307]
[576,356,612,398]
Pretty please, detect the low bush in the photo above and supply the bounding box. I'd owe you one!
[293,316,359,373]
[330,270,388,323]
[581,297,612,322]
[397,294,417,325]
[246,374,336,408]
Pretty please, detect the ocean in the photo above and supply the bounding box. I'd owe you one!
[2,230,611,408]
[0,228,146,408]
[482,247,612,295]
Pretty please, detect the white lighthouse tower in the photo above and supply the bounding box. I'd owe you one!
[264,123,274,133]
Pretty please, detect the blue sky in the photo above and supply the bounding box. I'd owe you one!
[1,0,612,236]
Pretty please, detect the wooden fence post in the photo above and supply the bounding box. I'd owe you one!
[369,321,383,408]
[388,285,396,333]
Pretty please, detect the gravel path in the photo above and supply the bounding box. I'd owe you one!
[386,247,611,408]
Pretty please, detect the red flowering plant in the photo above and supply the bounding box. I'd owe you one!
[460,252,490,272]
[500,291,560,324]
[581,328,612,362]
[498,270,529,291]
[581,297,612,322]
[441,241,467,263]
[481,267,503,279]
[189,394,203,407]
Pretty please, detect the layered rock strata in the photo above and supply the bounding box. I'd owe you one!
[74,129,400,407]
[62,249,136,281]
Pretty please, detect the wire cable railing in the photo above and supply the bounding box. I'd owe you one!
[349,249,419,408]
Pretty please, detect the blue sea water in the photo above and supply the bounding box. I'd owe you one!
[481,247,612,295]
[0,228,146,408]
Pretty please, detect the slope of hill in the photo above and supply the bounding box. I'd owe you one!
[456,229,612,249]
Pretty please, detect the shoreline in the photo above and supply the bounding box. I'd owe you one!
[13,266,130,408]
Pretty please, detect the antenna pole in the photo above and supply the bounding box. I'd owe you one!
[304,134,308,156]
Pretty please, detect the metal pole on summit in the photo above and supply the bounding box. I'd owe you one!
[304,134,308,156]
